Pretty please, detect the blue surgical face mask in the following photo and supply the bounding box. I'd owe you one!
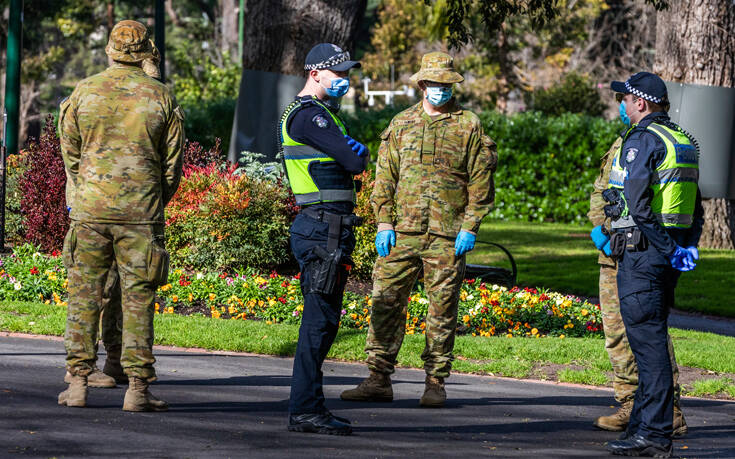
[425,86,453,107]
[619,101,631,126]
[321,77,350,98]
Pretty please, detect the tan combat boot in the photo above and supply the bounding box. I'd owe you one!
[593,400,633,431]
[123,377,169,412]
[58,374,88,407]
[419,375,446,407]
[673,402,688,437]
[64,365,116,388]
[103,351,128,385]
[340,371,393,402]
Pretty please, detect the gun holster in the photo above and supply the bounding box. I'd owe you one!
[609,232,626,260]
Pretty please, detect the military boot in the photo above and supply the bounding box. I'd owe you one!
[593,400,633,431]
[64,365,116,388]
[103,350,128,385]
[58,374,88,407]
[340,371,393,402]
[123,377,169,412]
[673,402,688,437]
[419,375,446,407]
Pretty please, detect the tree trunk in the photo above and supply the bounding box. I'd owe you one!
[220,0,238,57]
[242,0,367,75]
[654,0,735,249]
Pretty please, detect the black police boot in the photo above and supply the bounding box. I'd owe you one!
[607,434,672,457]
[288,412,352,435]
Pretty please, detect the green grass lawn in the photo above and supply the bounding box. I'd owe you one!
[3,300,735,398]
[470,220,735,317]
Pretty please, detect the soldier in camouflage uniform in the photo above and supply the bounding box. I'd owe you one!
[341,52,497,407]
[588,139,687,435]
[57,20,184,411]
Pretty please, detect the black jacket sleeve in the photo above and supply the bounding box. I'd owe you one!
[289,104,366,174]
[622,130,678,257]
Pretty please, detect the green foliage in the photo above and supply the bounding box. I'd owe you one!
[342,105,408,160]
[529,72,606,117]
[688,378,735,398]
[352,170,378,280]
[172,53,241,106]
[181,98,237,155]
[165,163,291,272]
[3,152,30,244]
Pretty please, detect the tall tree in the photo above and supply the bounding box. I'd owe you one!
[241,0,367,75]
[654,0,735,249]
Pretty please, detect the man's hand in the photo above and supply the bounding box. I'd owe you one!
[590,225,610,251]
[375,230,396,257]
[454,231,476,256]
[344,135,368,157]
[669,245,696,272]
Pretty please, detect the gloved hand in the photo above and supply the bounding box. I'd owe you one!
[685,246,699,263]
[344,135,368,157]
[590,225,610,251]
[602,240,612,257]
[375,230,395,257]
[454,231,476,256]
[669,245,696,272]
[66,206,71,214]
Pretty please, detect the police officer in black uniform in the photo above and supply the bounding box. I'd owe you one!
[280,43,367,435]
[605,72,704,457]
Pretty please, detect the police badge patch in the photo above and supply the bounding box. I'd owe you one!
[312,114,329,129]
[626,148,638,163]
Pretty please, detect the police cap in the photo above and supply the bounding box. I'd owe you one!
[611,72,668,105]
[304,43,361,72]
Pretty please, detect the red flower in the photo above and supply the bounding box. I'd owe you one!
[270,270,278,279]
[281,281,290,288]
[30,267,39,275]
[294,272,301,280]
[539,294,549,302]
[278,297,287,304]
[466,279,476,285]
[51,250,60,257]
[219,272,228,279]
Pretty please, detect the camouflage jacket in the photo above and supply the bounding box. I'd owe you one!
[587,137,622,267]
[371,100,497,237]
[59,63,185,224]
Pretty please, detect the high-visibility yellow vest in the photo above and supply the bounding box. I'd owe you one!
[608,122,699,228]
[279,97,356,206]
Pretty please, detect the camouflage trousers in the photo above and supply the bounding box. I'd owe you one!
[63,222,168,381]
[96,263,122,358]
[599,264,681,403]
[366,232,465,378]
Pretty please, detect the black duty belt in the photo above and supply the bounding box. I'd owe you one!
[300,208,363,252]
[614,227,648,252]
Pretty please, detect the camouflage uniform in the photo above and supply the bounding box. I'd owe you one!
[367,56,497,377]
[588,138,680,404]
[60,21,184,383]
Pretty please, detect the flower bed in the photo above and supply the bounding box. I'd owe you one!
[0,244,602,338]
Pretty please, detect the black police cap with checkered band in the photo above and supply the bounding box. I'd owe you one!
[304,43,361,72]
[611,72,668,105]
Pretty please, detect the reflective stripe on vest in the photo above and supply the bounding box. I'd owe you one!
[280,98,355,206]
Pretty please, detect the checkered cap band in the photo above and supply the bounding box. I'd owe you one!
[625,80,663,104]
[304,51,351,70]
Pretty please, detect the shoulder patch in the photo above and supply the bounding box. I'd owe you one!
[625,147,638,163]
[312,114,330,129]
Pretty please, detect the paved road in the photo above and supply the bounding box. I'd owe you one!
[669,310,735,338]
[1,335,733,458]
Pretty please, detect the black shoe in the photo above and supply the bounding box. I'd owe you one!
[607,434,672,457]
[321,409,351,425]
[288,413,352,435]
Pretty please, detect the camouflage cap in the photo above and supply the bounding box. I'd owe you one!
[410,52,464,84]
[105,20,154,63]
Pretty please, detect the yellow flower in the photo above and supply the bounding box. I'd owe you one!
[581,309,589,316]
[531,328,538,335]
[44,300,50,305]
[172,295,178,303]
[188,293,194,302]
[460,291,468,301]
[209,293,216,301]
[167,307,174,314]
[506,333,513,338]
[559,334,565,339]
[155,303,160,311]
[463,315,471,323]
[350,313,358,320]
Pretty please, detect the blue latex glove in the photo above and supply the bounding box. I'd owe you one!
[590,225,610,251]
[375,230,396,257]
[344,135,368,157]
[669,245,695,272]
[454,231,476,256]
[66,206,71,214]
[685,246,699,262]
[602,240,612,257]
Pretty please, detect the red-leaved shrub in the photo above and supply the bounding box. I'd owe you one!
[183,137,222,168]
[19,116,69,252]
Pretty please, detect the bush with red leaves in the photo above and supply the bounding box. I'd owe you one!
[183,137,223,168]
[19,116,69,252]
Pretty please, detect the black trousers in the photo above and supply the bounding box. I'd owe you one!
[288,212,355,415]
[617,242,680,445]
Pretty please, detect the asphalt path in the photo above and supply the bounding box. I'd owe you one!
[1,335,733,458]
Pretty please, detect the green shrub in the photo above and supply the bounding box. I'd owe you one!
[181,98,236,155]
[352,169,378,280]
[165,163,291,272]
[3,151,30,244]
[481,111,620,223]
[529,72,606,117]
[342,104,407,159]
